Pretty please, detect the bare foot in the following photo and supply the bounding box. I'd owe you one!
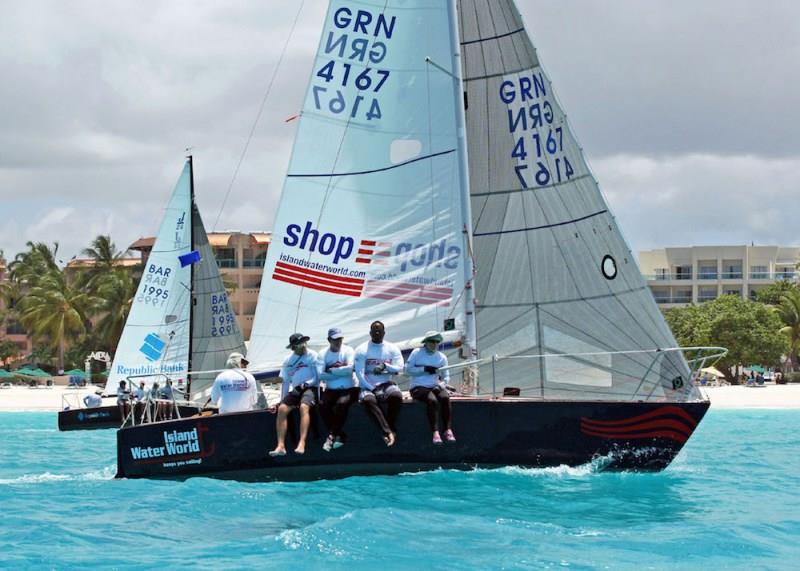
[294,443,306,454]
[268,447,286,457]
[384,432,396,447]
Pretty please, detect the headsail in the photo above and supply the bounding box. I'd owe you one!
[188,202,246,401]
[104,164,192,394]
[458,0,699,401]
[249,0,468,367]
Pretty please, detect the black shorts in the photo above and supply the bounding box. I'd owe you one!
[282,385,317,408]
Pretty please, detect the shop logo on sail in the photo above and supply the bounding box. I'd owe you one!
[273,221,458,306]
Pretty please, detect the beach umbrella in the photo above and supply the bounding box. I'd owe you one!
[64,369,86,378]
[748,365,766,373]
[14,368,51,378]
[700,367,724,378]
[0,369,15,379]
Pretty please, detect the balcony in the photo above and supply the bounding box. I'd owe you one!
[697,272,718,280]
[698,294,718,303]
[749,272,769,280]
[652,295,692,304]
[216,259,237,268]
[242,259,265,268]
[720,271,743,279]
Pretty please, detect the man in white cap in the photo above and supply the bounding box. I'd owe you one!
[208,352,258,415]
[318,327,358,452]
[405,331,456,444]
[269,332,320,456]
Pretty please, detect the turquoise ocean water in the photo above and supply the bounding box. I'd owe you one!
[1,409,798,570]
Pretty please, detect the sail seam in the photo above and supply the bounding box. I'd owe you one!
[475,285,650,307]
[286,149,456,178]
[473,209,607,236]
[460,27,524,46]
[464,66,535,82]
[472,173,594,197]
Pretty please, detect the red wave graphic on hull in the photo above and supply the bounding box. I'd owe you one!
[580,406,698,445]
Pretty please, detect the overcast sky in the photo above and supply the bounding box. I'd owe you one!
[1,0,799,264]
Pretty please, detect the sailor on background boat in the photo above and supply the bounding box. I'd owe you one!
[116,380,131,419]
[318,327,359,452]
[269,333,320,456]
[354,321,403,447]
[208,352,258,415]
[158,379,176,420]
[83,391,103,409]
[405,331,456,445]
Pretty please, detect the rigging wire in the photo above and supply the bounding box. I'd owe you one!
[212,0,307,231]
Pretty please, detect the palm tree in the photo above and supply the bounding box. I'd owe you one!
[8,241,60,286]
[79,235,128,289]
[774,289,800,373]
[92,269,137,350]
[18,271,93,370]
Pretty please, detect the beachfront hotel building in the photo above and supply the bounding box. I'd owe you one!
[126,231,271,340]
[639,245,800,307]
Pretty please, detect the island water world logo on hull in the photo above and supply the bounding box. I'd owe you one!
[129,423,215,468]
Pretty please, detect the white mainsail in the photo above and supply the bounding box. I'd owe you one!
[249,0,469,367]
[458,0,699,401]
[104,164,193,394]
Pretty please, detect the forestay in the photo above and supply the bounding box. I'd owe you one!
[458,0,700,401]
[104,165,193,395]
[249,0,469,367]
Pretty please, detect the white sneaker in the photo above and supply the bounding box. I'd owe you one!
[322,435,334,452]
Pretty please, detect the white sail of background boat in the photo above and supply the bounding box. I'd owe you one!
[103,158,245,402]
[116,0,715,479]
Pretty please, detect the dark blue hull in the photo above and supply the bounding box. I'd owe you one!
[115,398,710,480]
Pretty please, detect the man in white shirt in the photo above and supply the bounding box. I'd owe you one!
[318,327,358,452]
[269,333,320,456]
[354,320,403,447]
[116,380,131,420]
[405,331,456,444]
[83,391,103,408]
[209,352,258,415]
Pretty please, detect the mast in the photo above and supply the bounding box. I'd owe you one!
[446,0,478,384]
[186,154,195,398]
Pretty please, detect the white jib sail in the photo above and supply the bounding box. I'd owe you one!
[104,163,192,395]
[249,1,469,368]
[458,0,699,401]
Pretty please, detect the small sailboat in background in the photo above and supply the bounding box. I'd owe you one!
[115,0,720,478]
[58,157,246,430]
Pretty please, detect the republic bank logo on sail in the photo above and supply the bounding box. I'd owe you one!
[273,221,458,306]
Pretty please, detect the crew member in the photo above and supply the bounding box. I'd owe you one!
[269,333,320,456]
[208,352,258,415]
[318,327,358,452]
[354,321,403,447]
[83,391,103,409]
[116,380,131,420]
[405,331,456,444]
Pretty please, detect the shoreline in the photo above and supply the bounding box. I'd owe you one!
[2,384,800,413]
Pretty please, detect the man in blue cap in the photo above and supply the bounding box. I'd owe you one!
[318,327,358,452]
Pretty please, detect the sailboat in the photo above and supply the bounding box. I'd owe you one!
[115,0,717,478]
[58,158,247,430]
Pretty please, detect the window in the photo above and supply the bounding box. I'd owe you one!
[750,265,768,279]
[697,262,717,280]
[214,247,237,268]
[675,265,692,280]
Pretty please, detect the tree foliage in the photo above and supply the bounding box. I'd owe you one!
[773,289,800,372]
[755,280,799,306]
[664,294,787,381]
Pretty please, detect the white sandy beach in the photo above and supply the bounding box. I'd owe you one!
[1,384,799,412]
